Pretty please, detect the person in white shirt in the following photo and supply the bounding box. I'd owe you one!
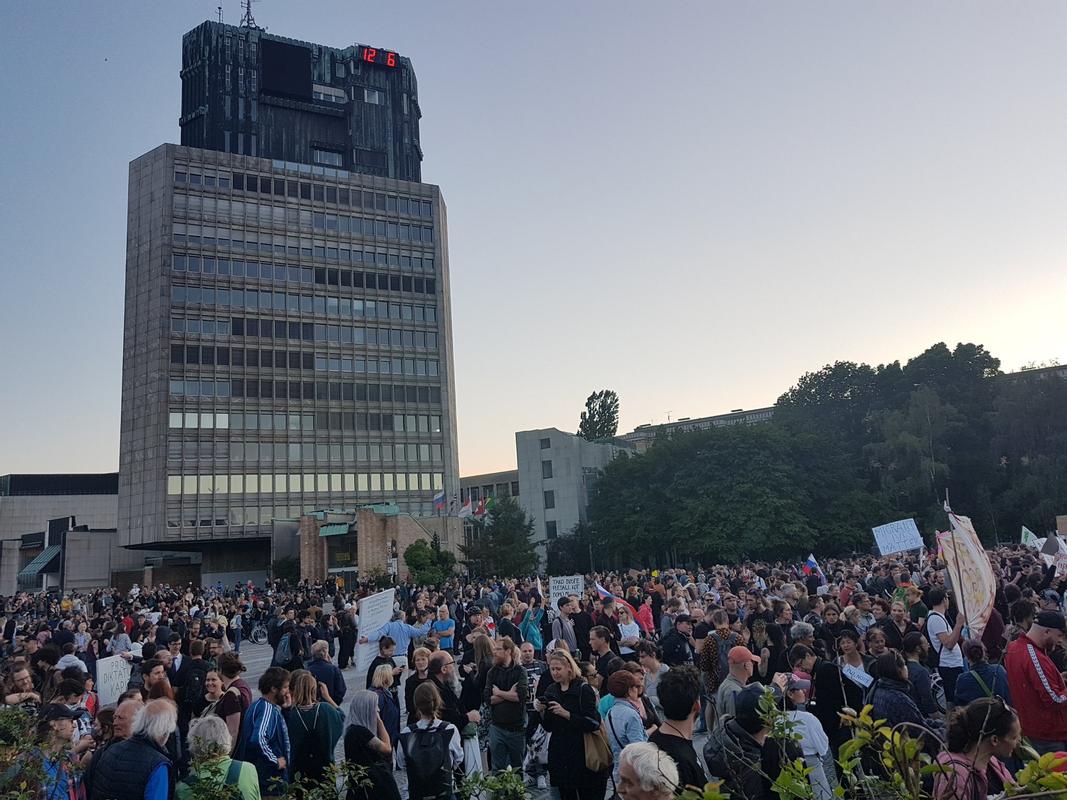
[784,677,835,800]
[617,606,642,660]
[925,587,965,704]
[397,680,463,798]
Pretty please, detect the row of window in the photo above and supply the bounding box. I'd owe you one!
[167,471,444,496]
[172,228,439,281]
[174,193,435,244]
[171,339,438,369]
[171,288,439,332]
[168,409,442,433]
[174,252,435,279]
[172,341,438,373]
[223,318,443,358]
[175,168,434,217]
[169,369,441,399]
[166,502,441,530]
[170,377,440,405]
[168,438,443,465]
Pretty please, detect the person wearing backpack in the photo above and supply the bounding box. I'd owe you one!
[272,621,303,671]
[954,641,1011,707]
[925,588,966,704]
[283,670,344,785]
[398,681,463,800]
[176,715,260,800]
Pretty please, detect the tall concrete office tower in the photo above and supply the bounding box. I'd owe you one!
[118,21,458,584]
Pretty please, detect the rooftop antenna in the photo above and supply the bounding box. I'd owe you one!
[217,5,223,23]
[239,0,260,29]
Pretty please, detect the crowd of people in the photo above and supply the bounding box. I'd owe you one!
[2,542,1067,800]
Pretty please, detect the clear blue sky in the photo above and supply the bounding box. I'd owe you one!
[2,2,1066,476]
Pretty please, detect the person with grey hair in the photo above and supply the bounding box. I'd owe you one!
[790,622,816,648]
[344,690,400,800]
[176,715,261,800]
[617,741,679,800]
[307,639,346,704]
[88,698,177,800]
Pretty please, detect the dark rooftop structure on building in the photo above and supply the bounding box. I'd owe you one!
[180,20,423,181]
[0,473,119,497]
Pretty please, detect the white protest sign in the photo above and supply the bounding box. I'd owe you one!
[1021,526,1040,549]
[549,575,583,612]
[354,588,396,690]
[872,518,924,555]
[842,664,873,689]
[96,656,132,707]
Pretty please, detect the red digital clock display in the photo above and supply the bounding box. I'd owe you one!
[360,47,398,68]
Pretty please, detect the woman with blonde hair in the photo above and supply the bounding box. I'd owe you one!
[371,664,401,763]
[283,669,344,784]
[404,647,434,726]
[540,649,608,799]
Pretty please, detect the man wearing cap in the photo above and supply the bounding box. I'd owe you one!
[714,646,760,727]
[660,614,696,668]
[1004,610,1067,754]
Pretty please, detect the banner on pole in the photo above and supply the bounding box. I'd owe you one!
[941,513,996,638]
[96,656,132,707]
[872,518,925,555]
[353,588,396,690]
[1021,526,1040,549]
[549,575,583,612]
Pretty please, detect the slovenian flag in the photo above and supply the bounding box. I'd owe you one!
[433,490,445,511]
[596,582,646,632]
[802,554,826,582]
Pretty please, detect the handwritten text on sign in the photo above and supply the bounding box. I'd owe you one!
[872,518,924,555]
[549,575,583,613]
[96,656,132,707]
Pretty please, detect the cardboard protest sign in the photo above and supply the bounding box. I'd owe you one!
[96,656,132,707]
[872,518,924,555]
[549,575,583,612]
[353,588,396,689]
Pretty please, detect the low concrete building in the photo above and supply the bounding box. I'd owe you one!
[299,504,461,585]
[621,407,775,453]
[516,428,632,564]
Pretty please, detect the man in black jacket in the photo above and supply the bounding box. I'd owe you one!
[428,650,480,731]
[661,614,696,667]
[483,636,529,772]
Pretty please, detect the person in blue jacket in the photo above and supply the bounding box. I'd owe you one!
[235,667,291,794]
[954,640,1011,706]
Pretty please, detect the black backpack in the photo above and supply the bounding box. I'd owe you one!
[401,723,453,800]
[291,707,330,783]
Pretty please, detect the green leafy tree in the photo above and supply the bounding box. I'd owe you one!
[577,389,620,441]
[404,540,445,585]
[546,522,593,574]
[404,535,457,585]
[460,496,538,577]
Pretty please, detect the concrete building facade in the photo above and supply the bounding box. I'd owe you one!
[119,23,458,584]
[298,504,461,584]
[515,429,632,563]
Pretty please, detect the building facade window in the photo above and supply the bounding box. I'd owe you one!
[541,460,553,479]
[543,490,555,509]
[539,438,550,449]
[546,521,557,540]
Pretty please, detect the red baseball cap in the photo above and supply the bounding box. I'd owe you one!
[728,646,760,664]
